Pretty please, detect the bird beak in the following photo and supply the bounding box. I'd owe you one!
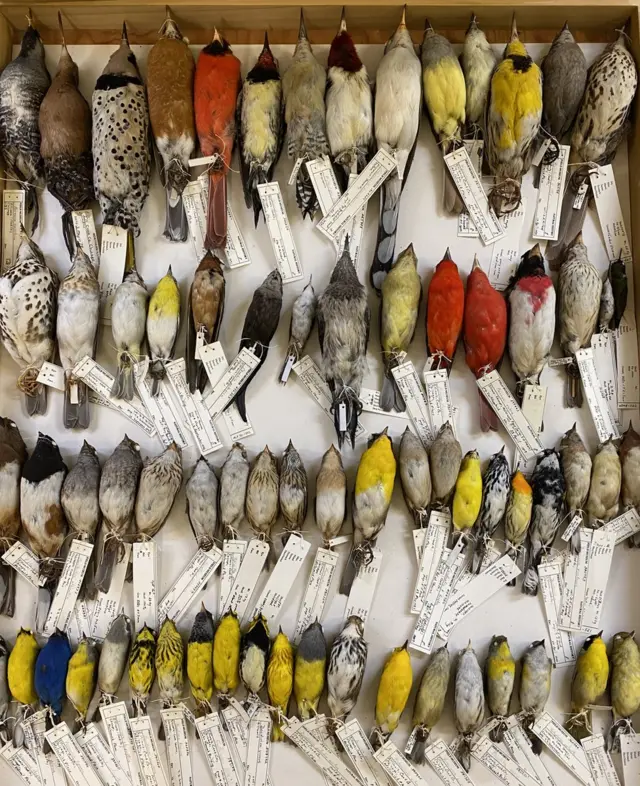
[121,21,129,45]
[561,20,569,33]
[472,254,481,270]
[510,14,518,41]
[399,5,407,29]
[443,246,452,261]
[532,243,542,256]
[598,630,603,638]
[57,11,67,50]
[262,30,270,52]
[339,6,347,34]
[212,27,222,44]
[468,12,478,31]
[573,230,584,246]
[26,7,34,28]
[298,9,307,40]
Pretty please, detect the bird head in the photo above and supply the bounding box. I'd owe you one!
[16,228,45,266]
[322,444,344,471]
[257,31,278,70]
[552,21,575,47]
[106,613,132,645]
[515,244,546,281]
[159,7,184,41]
[19,12,44,60]
[384,6,414,54]
[54,13,79,83]
[343,615,365,638]
[78,439,99,463]
[190,604,214,643]
[330,239,359,285]
[328,8,363,73]
[102,22,141,80]
[24,434,66,482]
[204,27,232,56]
[505,14,527,58]
[511,470,532,497]
[229,442,249,462]
[260,269,283,296]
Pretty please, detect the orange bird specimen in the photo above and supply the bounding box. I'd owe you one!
[426,248,464,373]
[464,256,507,432]
[194,29,241,250]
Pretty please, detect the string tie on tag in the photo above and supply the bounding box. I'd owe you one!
[538,127,561,165]
[488,178,522,216]
[17,365,43,398]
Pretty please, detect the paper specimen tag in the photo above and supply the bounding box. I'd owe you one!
[43,539,93,636]
[160,707,193,786]
[133,541,157,632]
[195,712,241,786]
[288,157,305,186]
[317,148,396,240]
[302,715,340,755]
[198,342,254,440]
[438,554,520,639]
[220,703,250,780]
[182,179,208,262]
[591,333,619,422]
[374,741,428,786]
[24,713,67,786]
[538,557,577,667]
[489,197,527,289]
[444,147,505,245]
[562,513,583,544]
[457,140,484,238]
[37,361,66,391]
[76,723,132,786]
[257,182,303,283]
[616,323,640,410]
[71,209,100,269]
[574,182,589,210]
[221,539,270,619]
[2,540,47,587]
[424,739,474,786]
[73,356,156,437]
[472,735,541,786]
[620,734,640,786]
[476,370,544,460]
[514,384,547,476]
[189,155,219,167]
[423,369,456,437]
[503,717,556,786]
[133,366,191,450]
[204,347,260,420]
[165,359,222,456]
[581,735,620,786]
[590,165,633,266]
[294,547,339,643]
[100,702,144,786]
[532,139,551,168]
[548,357,574,367]
[282,718,361,786]
[410,539,466,654]
[360,388,410,419]
[90,543,131,640]
[224,202,252,269]
[581,529,616,634]
[533,144,570,241]
[603,508,640,545]
[346,171,367,272]
[130,716,170,786]
[252,535,310,627]
[99,225,128,322]
[412,528,426,563]
[219,540,248,617]
[245,706,271,786]
[559,529,592,632]
[45,723,103,786]
[1,740,42,786]
[308,157,342,217]
[410,511,450,615]
[344,548,383,628]
[575,348,620,441]
[392,361,434,447]
[158,546,222,625]
[292,356,366,439]
[531,712,593,786]
[2,189,25,273]
[336,721,392,786]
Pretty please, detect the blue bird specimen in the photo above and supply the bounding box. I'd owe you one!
[35,629,72,723]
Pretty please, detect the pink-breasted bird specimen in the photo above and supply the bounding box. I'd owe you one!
[194,29,241,249]
[464,257,507,432]
[426,249,465,373]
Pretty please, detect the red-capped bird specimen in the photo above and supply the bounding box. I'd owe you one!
[426,248,464,373]
[464,256,508,432]
[194,28,241,250]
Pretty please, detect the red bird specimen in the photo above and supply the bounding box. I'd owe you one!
[464,257,508,432]
[194,29,241,250]
[426,248,465,372]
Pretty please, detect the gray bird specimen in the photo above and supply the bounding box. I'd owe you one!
[620,424,640,547]
[454,642,485,772]
[325,9,373,179]
[232,270,283,423]
[57,245,99,429]
[318,241,370,448]
[327,615,368,732]
[92,23,150,234]
[485,635,515,743]
[523,450,566,596]
[520,640,552,754]
[279,441,308,544]
[61,441,101,600]
[39,14,93,253]
[98,613,132,702]
[430,422,462,507]
[0,418,26,617]
[586,439,621,525]
[238,33,283,225]
[0,637,8,743]
[111,267,148,401]
[95,435,143,594]
[560,424,592,554]
[282,11,328,218]
[186,456,218,550]
[599,273,615,333]
[219,443,250,539]
[471,448,510,573]
[0,232,58,416]
[0,16,50,231]
[558,232,602,407]
[135,443,183,540]
[281,277,317,382]
[369,9,422,292]
[407,646,450,763]
[399,427,431,529]
[315,444,347,547]
[461,15,496,136]
[246,446,279,562]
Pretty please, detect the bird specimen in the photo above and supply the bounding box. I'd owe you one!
[471,448,510,573]
[245,446,279,562]
[327,616,367,732]
[156,618,184,740]
[371,642,412,749]
[505,470,533,586]
[267,629,294,741]
[621,424,640,547]
[66,635,98,732]
[453,450,482,540]
[461,15,496,137]
[610,256,628,330]
[559,424,592,554]
[295,621,327,720]
[129,624,156,717]
[135,443,183,540]
[430,422,462,508]
[399,427,431,529]
[186,457,218,551]
[186,253,225,394]
[566,632,609,740]
[608,631,640,751]
[188,604,214,717]
[281,278,317,382]
[8,628,39,746]
[486,635,515,743]
[0,637,8,742]
[315,444,347,547]
[97,613,131,706]
[0,418,26,617]
[240,614,270,701]
[213,610,241,706]
[35,629,71,726]
[426,249,464,372]
[219,443,250,539]
[110,266,148,401]
[147,266,181,396]
[279,441,307,543]
[454,642,485,772]
[406,646,450,763]
[520,640,552,753]
[586,439,621,525]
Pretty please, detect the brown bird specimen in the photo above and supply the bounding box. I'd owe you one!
[147,8,196,242]
[0,418,26,617]
[39,13,93,255]
[620,423,640,548]
[186,252,226,393]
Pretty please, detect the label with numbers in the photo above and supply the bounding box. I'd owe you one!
[76,723,132,786]
[288,157,305,186]
[590,165,633,266]
[45,723,103,786]
[457,140,483,237]
[219,540,248,616]
[489,198,528,289]
[503,716,556,786]
[620,734,640,786]
[282,718,361,786]
[424,739,474,786]
[160,707,193,786]
[360,388,410,420]
[561,514,583,544]
[392,361,433,447]
[221,539,270,620]
[195,712,241,786]
[2,189,25,272]
[130,716,169,786]
[514,384,547,476]
[99,225,128,322]
[257,182,303,283]
[472,734,540,786]
[158,546,222,625]
[581,735,620,786]
[616,323,640,410]
[533,145,569,241]
[204,348,260,420]
[1,740,43,786]
[532,712,593,786]
[252,535,310,626]
[90,544,131,640]
[134,367,191,450]
[72,209,100,269]
[224,201,252,269]
[344,548,383,628]
[413,528,426,564]
[576,348,620,442]
[411,511,450,614]
[37,361,66,391]
[100,702,144,786]
[182,178,208,262]
[559,529,592,633]
[538,557,577,667]
[43,539,93,636]
[133,542,157,632]
[337,720,393,786]
[220,703,250,781]
[581,529,616,634]
[2,540,47,587]
[165,359,222,455]
[423,369,456,436]
[444,147,504,245]
[591,333,619,423]
[245,706,271,786]
[24,713,66,786]
[603,508,640,545]
[198,342,253,440]
[307,157,341,217]
[294,547,339,643]
[374,740,428,786]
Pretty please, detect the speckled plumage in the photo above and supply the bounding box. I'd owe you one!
[279,441,307,541]
[135,443,182,540]
[560,424,592,554]
[471,448,510,573]
[129,624,156,716]
[186,456,218,550]
[327,616,367,727]
[246,447,279,553]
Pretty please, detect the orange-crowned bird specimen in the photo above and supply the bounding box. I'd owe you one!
[426,248,465,374]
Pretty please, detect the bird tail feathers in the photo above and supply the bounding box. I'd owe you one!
[206,174,227,250]
[0,563,15,617]
[25,385,47,417]
[64,378,90,430]
[163,188,188,242]
[407,726,429,764]
[296,161,319,219]
[479,391,498,432]
[149,360,165,398]
[546,179,589,269]
[369,175,401,294]
[565,362,583,408]
[111,356,135,401]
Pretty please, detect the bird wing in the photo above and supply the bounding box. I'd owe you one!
[317,305,326,357]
